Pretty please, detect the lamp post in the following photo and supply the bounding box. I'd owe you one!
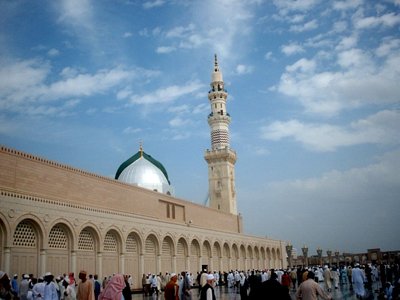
[286,243,293,269]
[335,250,340,266]
[327,250,332,266]
[317,247,323,266]
[301,245,308,267]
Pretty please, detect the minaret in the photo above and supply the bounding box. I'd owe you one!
[204,55,237,215]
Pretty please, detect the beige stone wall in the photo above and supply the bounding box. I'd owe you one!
[0,146,286,287]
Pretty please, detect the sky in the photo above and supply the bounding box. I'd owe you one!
[1,0,400,256]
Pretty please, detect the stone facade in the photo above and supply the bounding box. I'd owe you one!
[0,146,286,288]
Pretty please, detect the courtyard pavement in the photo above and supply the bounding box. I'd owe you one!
[132,281,381,299]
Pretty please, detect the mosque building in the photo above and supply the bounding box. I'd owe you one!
[0,56,286,287]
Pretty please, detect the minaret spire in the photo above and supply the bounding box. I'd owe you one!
[204,55,237,215]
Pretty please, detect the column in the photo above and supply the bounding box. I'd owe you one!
[3,247,11,274]
[40,249,46,275]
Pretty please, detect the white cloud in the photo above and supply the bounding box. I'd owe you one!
[123,32,132,38]
[47,48,60,57]
[169,117,191,127]
[253,149,400,251]
[289,19,318,32]
[285,58,316,73]
[281,43,305,56]
[354,12,400,29]
[260,110,400,152]
[57,0,94,32]
[123,127,142,134]
[142,0,165,9]
[128,81,205,105]
[273,0,320,14]
[156,46,176,54]
[335,34,358,50]
[166,24,196,38]
[376,37,400,57]
[332,0,363,11]
[235,64,254,75]
[168,105,190,114]
[265,51,274,60]
[0,59,142,115]
[276,45,400,115]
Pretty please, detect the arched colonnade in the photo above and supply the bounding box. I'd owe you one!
[0,215,282,288]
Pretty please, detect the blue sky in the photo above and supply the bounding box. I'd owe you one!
[1,0,400,255]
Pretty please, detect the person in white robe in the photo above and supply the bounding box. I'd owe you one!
[352,264,366,298]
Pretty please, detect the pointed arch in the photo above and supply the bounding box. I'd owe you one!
[202,240,212,271]
[161,235,174,273]
[247,245,253,269]
[144,234,159,274]
[239,245,246,271]
[189,239,201,273]
[77,225,100,275]
[222,243,230,271]
[125,231,141,288]
[212,241,221,272]
[10,216,44,276]
[176,237,188,273]
[231,244,239,271]
[102,228,123,276]
[46,221,74,276]
[254,246,260,269]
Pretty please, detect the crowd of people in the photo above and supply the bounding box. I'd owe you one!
[1,262,399,300]
[0,270,133,300]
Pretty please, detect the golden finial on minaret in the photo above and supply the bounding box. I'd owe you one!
[214,53,218,67]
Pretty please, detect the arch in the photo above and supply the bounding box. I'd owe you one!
[266,247,271,269]
[46,218,77,249]
[189,239,201,273]
[125,231,141,288]
[239,245,246,271]
[10,217,44,276]
[202,240,212,272]
[212,241,221,272]
[144,234,159,274]
[254,246,260,269]
[231,244,239,271]
[77,225,100,275]
[247,245,253,269]
[276,248,281,268]
[46,222,74,276]
[271,248,276,269]
[0,215,9,271]
[222,243,230,271]
[161,236,174,273]
[260,247,266,269]
[102,228,123,276]
[176,237,188,273]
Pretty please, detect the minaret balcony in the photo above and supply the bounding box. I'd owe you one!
[208,115,231,125]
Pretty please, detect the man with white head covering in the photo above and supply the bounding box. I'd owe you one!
[43,272,58,300]
[19,274,30,300]
[352,264,366,299]
[323,266,332,292]
[33,277,46,300]
[199,274,215,300]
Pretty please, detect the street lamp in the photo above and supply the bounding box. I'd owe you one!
[317,247,323,266]
[301,245,309,267]
[335,250,340,265]
[327,250,332,266]
[286,243,293,268]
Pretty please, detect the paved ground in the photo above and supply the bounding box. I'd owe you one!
[132,282,382,299]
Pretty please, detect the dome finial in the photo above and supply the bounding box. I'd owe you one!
[139,140,143,157]
[214,54,218,67]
